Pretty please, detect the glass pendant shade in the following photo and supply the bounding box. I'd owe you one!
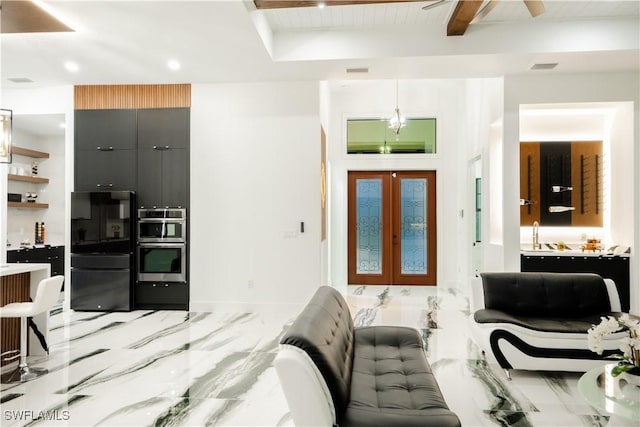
[388,81,406,136]
[388,107,406,135]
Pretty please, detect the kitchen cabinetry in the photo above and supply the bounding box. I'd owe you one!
[7,246,65,277]
[135,282,188,310]
[521,254,630,312]
[7,147,50,209]
[75,109,137,191]
[136,108,189,208]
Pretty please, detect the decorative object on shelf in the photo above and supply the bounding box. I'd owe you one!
[0,109,12,163]
[388,80,406,138]
[589,314,640,401]
[548,206,575,213]
[557,241,566,251]
[551,185,573,192]
[31,161,38,176]
[25,192,38,203]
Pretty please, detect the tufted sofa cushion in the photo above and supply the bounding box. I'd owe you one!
[342,326,461,427]
[280,286,355,420]
[479,272,612,318]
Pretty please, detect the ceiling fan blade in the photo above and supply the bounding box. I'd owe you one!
[471,0,499,23]
[523,0,545,17]
[421,0,450,11]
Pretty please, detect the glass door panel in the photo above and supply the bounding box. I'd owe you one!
[399,178,427,275]
[356,179,383,274]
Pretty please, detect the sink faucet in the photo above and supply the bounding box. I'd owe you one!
[532,221,539,250]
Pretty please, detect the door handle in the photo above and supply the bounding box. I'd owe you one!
[393,234,398,246]
[153,145,170,150]
[96,183,114,188]
[97,146,114,151]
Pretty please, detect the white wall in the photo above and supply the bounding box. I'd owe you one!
[503,71,639,314]
[6,128,66,247]
[328,79,472,293]
[190,82,321,311]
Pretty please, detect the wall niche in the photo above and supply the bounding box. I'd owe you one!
[520,140,603,227]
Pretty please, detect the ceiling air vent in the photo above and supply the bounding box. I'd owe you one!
[346,67,369,74]
[530,63,558,70]
[7,77,34,83]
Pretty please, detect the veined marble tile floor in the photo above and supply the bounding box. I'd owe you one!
[0,285,622,427]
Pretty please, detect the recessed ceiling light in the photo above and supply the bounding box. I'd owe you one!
[317,2,326,9]
[64,61,79,72]
[168,60,181,71]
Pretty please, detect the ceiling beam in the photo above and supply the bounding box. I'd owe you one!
[1,0,74,34]
[254,0,415,9]
[447,0,483,36]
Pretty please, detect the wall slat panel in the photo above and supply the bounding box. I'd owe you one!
[74,84,191,110]
[1,273,31,367]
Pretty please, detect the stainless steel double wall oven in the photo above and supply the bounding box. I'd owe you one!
[137,208,187,283]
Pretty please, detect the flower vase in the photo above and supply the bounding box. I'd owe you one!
[604,365,640,402]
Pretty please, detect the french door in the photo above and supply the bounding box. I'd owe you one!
[348,171,437,286]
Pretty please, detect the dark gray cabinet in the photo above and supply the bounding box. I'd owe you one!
[75,109,137,191]
[137,108,189,149]
[135,282,188,310]
[137,108,189,208]
[521,254,630,312]
[76,149,137,191]
[7,246,65,277]
[75,110,137,150]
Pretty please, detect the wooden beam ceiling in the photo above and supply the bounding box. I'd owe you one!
[254,0,415,9]
[447,0,483,36]
[1,0,74,34]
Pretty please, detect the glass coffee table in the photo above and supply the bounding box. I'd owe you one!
[578,364,640,424]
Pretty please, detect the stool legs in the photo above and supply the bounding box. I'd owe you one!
[1,317,48,384]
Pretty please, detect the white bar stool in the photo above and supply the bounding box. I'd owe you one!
[0,275,64,383]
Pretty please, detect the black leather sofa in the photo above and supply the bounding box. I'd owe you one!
[469,272,626,378]
[275,286,461,427]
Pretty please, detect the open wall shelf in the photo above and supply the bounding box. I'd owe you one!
[12,146,50,159]
[8,202,49,209]
[8,174,49,184]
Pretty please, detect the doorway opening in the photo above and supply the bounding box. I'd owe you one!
[347,171,437,286]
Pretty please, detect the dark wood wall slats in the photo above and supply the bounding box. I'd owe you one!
[74,84,191,110]
[1,273,31,366]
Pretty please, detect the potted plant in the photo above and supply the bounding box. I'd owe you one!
[588,313,640,377]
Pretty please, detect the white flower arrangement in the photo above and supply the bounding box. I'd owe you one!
[588,313,640,376]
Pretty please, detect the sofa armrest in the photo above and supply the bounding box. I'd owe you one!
[604,278,621,312]
[275,344,335,427]
[470,276,484,312]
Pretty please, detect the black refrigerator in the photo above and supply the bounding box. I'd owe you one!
[70,191,135,311]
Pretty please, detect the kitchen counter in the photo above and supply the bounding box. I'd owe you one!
[520,249,630,257]
[520,252,631,312]
[7,243,64,251]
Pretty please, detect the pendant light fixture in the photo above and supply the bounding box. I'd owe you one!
[0,109,13,164]
[388,80,406,137]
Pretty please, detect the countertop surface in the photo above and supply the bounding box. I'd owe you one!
[520,249,630,257]
[0,263,51,277]
[7,243,64,251]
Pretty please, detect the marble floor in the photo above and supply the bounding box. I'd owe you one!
[0,285,627,426]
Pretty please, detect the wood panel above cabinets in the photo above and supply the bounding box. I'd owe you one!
[520,141,603,227]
